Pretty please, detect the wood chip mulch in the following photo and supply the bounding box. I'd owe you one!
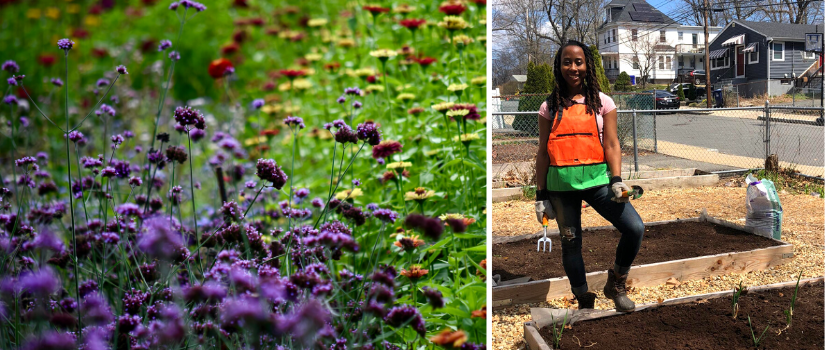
[492,182,824,350]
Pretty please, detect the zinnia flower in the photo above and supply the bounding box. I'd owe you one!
[208,58,234,79]
[372,140,402,159]
[399,19,426,30]
[430,329,468,348]
[405,187,435,201]
[438,16,468,31]
[399,265,428,280]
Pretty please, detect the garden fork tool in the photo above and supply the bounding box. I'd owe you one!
[538,214,552,252]
[582,185,645,208]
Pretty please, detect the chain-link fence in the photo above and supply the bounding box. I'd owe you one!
[492,97,825,188]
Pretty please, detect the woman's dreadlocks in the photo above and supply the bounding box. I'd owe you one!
[545,40,603,125]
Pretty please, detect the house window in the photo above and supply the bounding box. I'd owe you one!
[772,42,784,61]
[678,32,683,41]
[660,30,666,42]
[632,29,638,41]
[748,46,759,64]
[803,50,815,59]
[679,56,684,67]
[612,29,617,42]
[666,56,672,69]
[633,57,640,69]
[658,55,665,69]
[692,33,698,46]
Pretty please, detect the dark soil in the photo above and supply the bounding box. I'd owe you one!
[492,141,537,164]
[541,280,824,350]
[492,221,783,282]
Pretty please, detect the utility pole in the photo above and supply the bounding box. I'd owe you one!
[703,0,712,108]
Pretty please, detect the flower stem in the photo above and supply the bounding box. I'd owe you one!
[186,133,199,246]
[63,50,81,336]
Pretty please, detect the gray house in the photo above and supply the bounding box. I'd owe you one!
[707,20,823,97]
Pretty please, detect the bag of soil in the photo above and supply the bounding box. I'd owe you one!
[744,174,783,239]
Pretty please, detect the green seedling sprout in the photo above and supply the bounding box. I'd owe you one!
[549,310,569,349]
[732,281,747,319]
[783,271,804,327]
[747,315,770,347]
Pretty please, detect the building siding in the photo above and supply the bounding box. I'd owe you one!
[707,24,768,84]
[768,41,819,79]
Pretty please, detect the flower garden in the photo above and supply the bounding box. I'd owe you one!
[0,0,487,349]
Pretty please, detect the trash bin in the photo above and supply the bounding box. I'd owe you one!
[630,75,636,85]
[712,89,724,108]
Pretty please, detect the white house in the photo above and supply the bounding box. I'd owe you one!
[597,0,723,85]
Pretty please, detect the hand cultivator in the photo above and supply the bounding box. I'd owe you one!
[582,185,645,208]
[538,214,552,252]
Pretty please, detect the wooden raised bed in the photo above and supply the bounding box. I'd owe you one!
[493,212,794,308]
[524,277,824,350]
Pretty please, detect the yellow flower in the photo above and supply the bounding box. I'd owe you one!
[432,102,455,112]
[453,34,473,46]
[479,116,487,124]
[438,16,468,30]
[307,18,328,27]
[243,136,268,146]
[386,161,413,169]
[439,213,465,221]
[337,38,356,47]
[393,4,416,13]
[369,49,398,58]
[396,93,415,101]
[453,133,480,142]
[479,19,487,26]
[353,68,376,77]
[84,15,100,27]
[446,109,469,118]
[305,53,323,62]
[471,76,486,85]
[476,36,487,43]
[448,83,469,92]
[26,8,41,19]
[67,4,80,14]
[335,188,363,200]
[365,84,385,93]
[405,187,435,201]
[45,7,60,19]
[425,149,441,157]
[279,79,312,91]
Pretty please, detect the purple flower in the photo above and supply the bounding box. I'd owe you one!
[19,116,29,127]
[19,268,59,296]
[50,78,63,87]
[279,299,330,346]
[295,188,310,198]
[373,209,398,223]
[255,159,288,189]
[1,60,19,74]
[284,116,305,129]
[116,203,141,217]
[344,87,361,95]
[366,203,379,211]
[352,101,362,109]
[100,232,119,244]
[311,197,324,208]
[158,40,172,51]
[334,125,358,144]
[3,95,17,105]
[336,95,346,104]
[461,343,487,350]
[66,131,84,143]
[245,180,257,189]
[21,331,75,350]
[111,134,124,146]
[96,79,110,87]
[422,286,444,308]
[385,305,426,336]
[15,156,37,167]
[57,38,74,51]
[116,65,128,74]
[96,104,116,117]
[405,214,444,240]
[220,201,244,222]
[252,98,265,109]
[112,160,131,178]
[7,77,16,86]
[174,106,204,128]
[178,0,207,11]
[79,280,98,298]
[33,230,65,253]
[168,51,180,60]
[138,216,184,260]
[352,179,361,186]
[189,128,205,141]
[356,121,382,145]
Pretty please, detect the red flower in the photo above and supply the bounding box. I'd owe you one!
[249,18,265,26]
[262,82,276,91]
[266,27,280,36]
[233,30,247,44]
[233,0,248,7]
[260,129,280,136]
[324,62,341,72]
[72,28,90,39]
[38,54,56,67]
[91,48,108,58]
[140,39,156,53]
[208,59,234,79]
[471,0,486,5]
[399,19,427,30]
[366,75,378,84]
[416,57,437,66]
[221,43,240,55]
[439,3,466,15]
[362,5,390,15]
[88,4,103,14]
[279,69,305,79]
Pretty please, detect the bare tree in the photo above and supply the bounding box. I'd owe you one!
[620,24,676,89]
[678,0,823,25]
[493,0,557,87]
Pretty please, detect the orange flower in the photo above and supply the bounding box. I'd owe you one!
[394,235,425,250]
[260,129,280,136]
[399,265,428,280]
[430,329,467,348]
[208,58,234,79]
[463,217,476,227]
[471,306,486,319]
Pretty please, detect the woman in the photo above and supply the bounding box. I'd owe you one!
[533,40,644,313]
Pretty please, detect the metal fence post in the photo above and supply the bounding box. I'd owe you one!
[632,110,639,172]
[652,91,657,153]
[764,100,770,159]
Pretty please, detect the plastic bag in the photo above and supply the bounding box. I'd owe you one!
[745,174,783,239]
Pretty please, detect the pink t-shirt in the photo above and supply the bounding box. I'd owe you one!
[538,92,617,142]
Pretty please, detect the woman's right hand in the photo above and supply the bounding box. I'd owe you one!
[535,190,556,223]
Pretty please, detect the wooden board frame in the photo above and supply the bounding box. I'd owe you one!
[493,214,794,308]
[524,277,824,350]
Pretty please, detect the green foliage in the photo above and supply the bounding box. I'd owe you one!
[515,61,553,135]
[747,315,770,347]
[731,281,746,319]
[677,84,685,101]
[687,84,697,100]
[522,186,537,200]
[590,45,611,94]
[784,271,804,326]
[549,310,570,348]
[614,71,632,92]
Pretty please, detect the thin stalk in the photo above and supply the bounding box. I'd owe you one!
[63,51,81,336]
[285,126,297,275]
[186,132,199,244]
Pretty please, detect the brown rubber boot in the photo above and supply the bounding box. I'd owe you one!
[574,291,597,309]
[603,269,635,312]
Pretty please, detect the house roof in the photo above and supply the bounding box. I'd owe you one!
[731,20,822,40]
[511,75,527,82]
[600,0,679,29]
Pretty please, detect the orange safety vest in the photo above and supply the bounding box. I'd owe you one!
[547,102,605,167]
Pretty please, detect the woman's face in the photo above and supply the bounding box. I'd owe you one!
[560,45,586,91]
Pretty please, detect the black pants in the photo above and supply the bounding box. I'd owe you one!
[548,184,645,295]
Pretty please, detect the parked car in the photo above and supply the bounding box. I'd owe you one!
[667,83,694,95]
[644,90,681,110]
[687,69,706,84]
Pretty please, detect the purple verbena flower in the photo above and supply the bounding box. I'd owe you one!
[1,60,19,74]
[7,77,16,86]
[57,38,74,51]
[422,286,444,308]
[116,65,128,74]
[21,331,75,350]
[168,51,180,60]
[158,40,172,51]
[283,116,305,129]
[116,203,141,217]
[373,209,398,223]
[252,98,265,109]
[111,134,124,146]
[336,95,346,104]
[372,140,402,159]
[344,87,361,95]
[19,267,59,296]
[3,95,17,105]
[311,197,324,208]
[15,156,37,168]
[255,159,288,189]
[352,101,362,109]
[96,79,110,87]
[384,305,426,336]
[138,216,184,260]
